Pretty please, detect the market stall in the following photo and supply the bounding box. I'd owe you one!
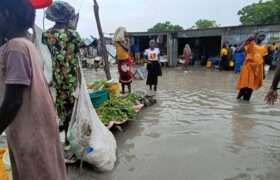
[88,80,156,129]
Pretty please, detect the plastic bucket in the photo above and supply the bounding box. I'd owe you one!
[109,83,120,96]
[206,60,212,68]
[90,90,109,108]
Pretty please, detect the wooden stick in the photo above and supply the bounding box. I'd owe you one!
[93,0,112,80]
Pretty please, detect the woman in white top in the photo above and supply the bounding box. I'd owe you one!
[144,40,162,91]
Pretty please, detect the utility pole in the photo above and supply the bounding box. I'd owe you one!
[93,0,111,80]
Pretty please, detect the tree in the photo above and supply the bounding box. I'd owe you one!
[193,19,219,29]
[148,21,184,32]
[238,0,280,25]
[93,0,111,80]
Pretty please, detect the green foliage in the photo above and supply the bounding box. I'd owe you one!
[148,21,184,32]
[238,0,280,25]
[194,19,219,29]
[97,94,140,125]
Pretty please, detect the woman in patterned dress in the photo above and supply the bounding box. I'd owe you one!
[42,1,82,145]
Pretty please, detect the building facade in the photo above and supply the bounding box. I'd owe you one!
[128,24,280,66]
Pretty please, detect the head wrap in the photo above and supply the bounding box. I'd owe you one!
[45,1,75,24]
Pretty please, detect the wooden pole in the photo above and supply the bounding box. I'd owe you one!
[93,0,112,80]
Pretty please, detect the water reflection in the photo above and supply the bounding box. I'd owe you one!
[231,103,256,152]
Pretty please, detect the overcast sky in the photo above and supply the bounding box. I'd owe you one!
[36,0,259,38]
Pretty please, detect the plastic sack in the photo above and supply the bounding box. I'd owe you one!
[68,75,117,172]
[33,25,53,85]
[134,67,147,80]
[106,44,116,64]
[30,0,52,9]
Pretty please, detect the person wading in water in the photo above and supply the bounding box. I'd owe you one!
[236,34,267,102]
[144,40,162,92]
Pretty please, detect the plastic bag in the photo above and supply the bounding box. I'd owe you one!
[68,76,117,172]
[34,25,53,85]
[134,67,147,80]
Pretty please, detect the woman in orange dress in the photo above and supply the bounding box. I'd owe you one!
[237,35,267,101]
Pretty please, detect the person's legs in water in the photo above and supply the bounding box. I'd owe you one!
[244,88,253,101]
[237,88,246,99]
[154,75,159,91]
[154,85,157,91]
[127,83,132,93]
[121,83,125,94]
[149,85,153,91]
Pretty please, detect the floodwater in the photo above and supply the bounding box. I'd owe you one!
[69,67,280,180]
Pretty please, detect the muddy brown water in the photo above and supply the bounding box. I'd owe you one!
[1,66,280,180]
[68,67,280,180]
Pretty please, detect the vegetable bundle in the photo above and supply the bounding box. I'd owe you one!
[97,94,140,125]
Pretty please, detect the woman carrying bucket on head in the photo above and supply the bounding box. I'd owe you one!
[114,27,133,94]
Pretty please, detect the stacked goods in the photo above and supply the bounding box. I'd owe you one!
[88,80,120,96]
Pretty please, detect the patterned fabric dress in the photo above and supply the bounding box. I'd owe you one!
[42,28,82,127]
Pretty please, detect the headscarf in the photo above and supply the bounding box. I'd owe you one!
[114,27,127,42]
[184,44,192,54]
[45,1,75,24]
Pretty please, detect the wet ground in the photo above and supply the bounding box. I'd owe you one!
[68,66,280,180]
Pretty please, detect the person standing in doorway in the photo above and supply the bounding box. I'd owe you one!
[236,35,267,101]
[42,1,83,146]
[144,40,162,92]
[0,0,67,179]
[183,43,192,70]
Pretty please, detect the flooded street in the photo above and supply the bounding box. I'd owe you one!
[69,67,280,180]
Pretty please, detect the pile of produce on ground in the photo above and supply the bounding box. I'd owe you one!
[88,80,119,96]
[96,94,141,125]
[88,80,154,128]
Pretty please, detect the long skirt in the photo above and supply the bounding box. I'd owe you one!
[146,61,162,86]
[118,59,133,84]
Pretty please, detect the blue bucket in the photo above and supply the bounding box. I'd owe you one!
[89,90,109,108]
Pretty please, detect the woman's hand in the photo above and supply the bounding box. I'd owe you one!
[265,89,278,105]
